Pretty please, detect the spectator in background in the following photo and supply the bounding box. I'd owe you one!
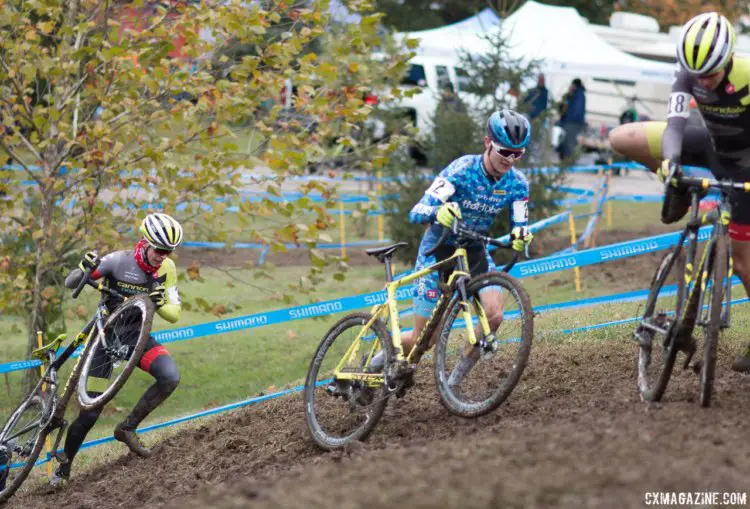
[556,77,586,161]
[523,73,549,120]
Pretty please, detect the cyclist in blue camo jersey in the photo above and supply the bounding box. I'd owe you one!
[369,109,534,388]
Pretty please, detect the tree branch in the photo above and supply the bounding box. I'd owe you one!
[0,57,34,120]
[0,139,42,186]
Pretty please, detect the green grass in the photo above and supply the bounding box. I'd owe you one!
[3,199,733,480]
[183,199,387,246]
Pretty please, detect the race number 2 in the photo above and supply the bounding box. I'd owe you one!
[426,177,456,202]
[667,92,691,119]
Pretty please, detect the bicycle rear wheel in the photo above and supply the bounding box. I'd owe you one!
[304,312,392,450]
[77,295,154,411]
[700,235,728,407]
[636,250,689,402]
[434,272,533,418]
[0,384,52,504]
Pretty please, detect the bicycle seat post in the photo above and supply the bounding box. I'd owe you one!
[384,257,393,283]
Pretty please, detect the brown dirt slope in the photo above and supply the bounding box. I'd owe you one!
[12,339,750,509]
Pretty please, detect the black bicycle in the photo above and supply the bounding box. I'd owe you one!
[0,267,154,503]
[634,167,746,407]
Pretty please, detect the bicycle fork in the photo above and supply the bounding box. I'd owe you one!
[456,280,496,360]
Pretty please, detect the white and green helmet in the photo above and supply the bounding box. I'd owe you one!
[139,213,183,251]
[677,12,736,76]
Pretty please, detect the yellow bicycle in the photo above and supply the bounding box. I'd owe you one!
[304,221,534,450]
[0,267,154,503]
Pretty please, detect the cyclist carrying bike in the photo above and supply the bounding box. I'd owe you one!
[49,213,184,488]
[608,12,750,372]
[368,109,534,387]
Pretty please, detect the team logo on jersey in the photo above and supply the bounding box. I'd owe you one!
[492,189,506,196]
[726,83,736,94]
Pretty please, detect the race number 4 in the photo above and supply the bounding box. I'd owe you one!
[667,92,692,119]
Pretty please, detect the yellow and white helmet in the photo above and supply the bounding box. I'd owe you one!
[139,213,183,251]
[677,12,736,76]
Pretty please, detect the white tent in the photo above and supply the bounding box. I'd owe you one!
[400,2,676,122]
[402,8,500,60]
[501,1,674,84]
[404,2,673,84]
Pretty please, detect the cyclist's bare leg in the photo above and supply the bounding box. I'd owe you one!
[462,289,505,360]
[608,122,661,171]
[402,288,506,358]
[400,314,434,359]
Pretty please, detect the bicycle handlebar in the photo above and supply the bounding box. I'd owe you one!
[667,162,750,193]
[424,220,527,273]
[71,268,126,301]
[71,267,94,299]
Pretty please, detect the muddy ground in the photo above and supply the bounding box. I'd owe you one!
[12,340,749,509]
[11,224,749,509]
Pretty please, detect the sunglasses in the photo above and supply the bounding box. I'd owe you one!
[697,71,722,80]
[491,141,525,160]
[152,248,173,256]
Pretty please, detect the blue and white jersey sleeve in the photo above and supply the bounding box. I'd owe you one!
[408,157,471,224]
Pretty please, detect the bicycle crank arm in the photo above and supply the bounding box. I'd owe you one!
[681,341,697,370]
[48,421,69,464]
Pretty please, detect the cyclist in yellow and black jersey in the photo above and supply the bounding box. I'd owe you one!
[608,12,750,372]
[49,213,184,489]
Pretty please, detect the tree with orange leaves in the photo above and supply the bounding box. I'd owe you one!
[615,0,747,31]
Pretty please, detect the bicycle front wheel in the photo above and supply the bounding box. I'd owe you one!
[700,235,728,407]
[434,272,533,418]
[636,250,689,402]
[304,312,392,450]
[0,385,51,504]
[77,295,154,411]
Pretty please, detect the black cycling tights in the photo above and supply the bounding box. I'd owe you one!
[0,449,7,491]
[60,354,180,476]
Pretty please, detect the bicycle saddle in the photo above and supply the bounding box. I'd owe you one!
[365,242,408,261]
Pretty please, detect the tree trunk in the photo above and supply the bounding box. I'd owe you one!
[23,192,53,392]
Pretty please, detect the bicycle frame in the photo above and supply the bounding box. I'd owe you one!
[333,247,491,386]
[642,187,733,341]
[0,302,107,475]
[50,303,111,423]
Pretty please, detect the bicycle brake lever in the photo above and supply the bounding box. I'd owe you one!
[524,244,531,259]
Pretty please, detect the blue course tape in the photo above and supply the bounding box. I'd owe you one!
[17,285,747,471]
[551,185,595,196]
[515,225,712,278]
[488,211,571,251]
[7,281,747,471]
[0,225,717,375]
[3,379,332,470]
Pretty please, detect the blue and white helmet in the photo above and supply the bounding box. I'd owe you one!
[486,109,531,149]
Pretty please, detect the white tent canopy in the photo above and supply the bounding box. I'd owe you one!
[402,2,674,84]
[401,8,500,60]
[502,1,673,84]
